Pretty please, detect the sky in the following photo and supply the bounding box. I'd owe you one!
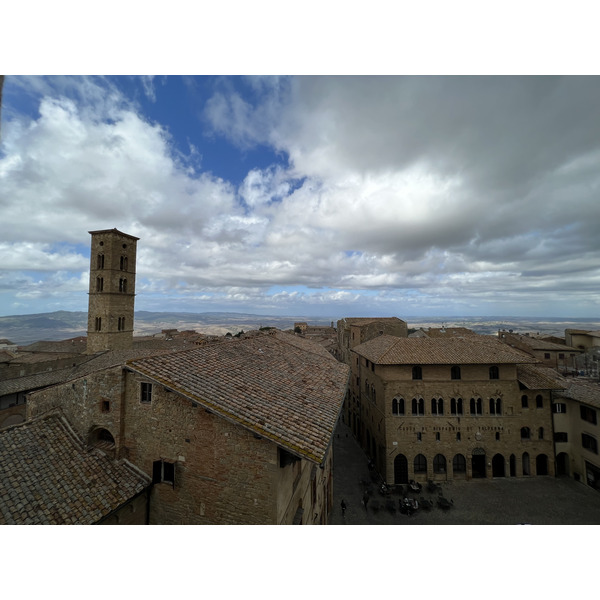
[2,8,600,320]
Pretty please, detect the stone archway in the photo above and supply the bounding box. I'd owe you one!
[88,427,116,457]
[536,454,548,476]
[471,447,486,478]
[492,453,505,477]
[394,454,409,484]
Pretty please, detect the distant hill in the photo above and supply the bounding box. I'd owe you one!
[0,311,598,346]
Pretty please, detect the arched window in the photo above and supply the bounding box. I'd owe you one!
[452,454,466,473]
[414,454,427,473]
[470,398,476,414]
[412,398,424,415]
[119,278,127,293]
[521,427,531,440]
[476,398,482,415]
[433,454,446,473]
[431,397,443,415]
[97,253,105,269]
[489,365,499,379]
[471,398,482,415]
[456,397,463,414]
[96,276,104,292]
[451,365,461,380]
[521,395,529,408]
[120,255,128,271]
[412,366,422,380]
[489,398,502,415]
[536,394,543,408]
[392,397,404,415]
[538,427,544,440]
[95,316,102,331]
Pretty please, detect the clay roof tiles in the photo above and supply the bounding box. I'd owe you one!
[0,412,150,524]
[353,335,538,365]
[517,364,568,390]
[127,332,349,464]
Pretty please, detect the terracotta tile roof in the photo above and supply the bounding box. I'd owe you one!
[554,378,600,409]
[341,317,406,326]
[353,335,537,365]
[504,334,581,352]
[127,332,350,464]
[0,412,150,524]
[517,364,568,390]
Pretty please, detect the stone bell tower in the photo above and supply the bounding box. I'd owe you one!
[86,228,139,354]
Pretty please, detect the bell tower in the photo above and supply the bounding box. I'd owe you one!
[86,228,139,354]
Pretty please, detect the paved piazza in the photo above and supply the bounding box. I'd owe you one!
[331,421,600,525]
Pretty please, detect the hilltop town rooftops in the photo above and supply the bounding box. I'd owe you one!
[0,412,150,524]
[339,317,406,326]
[353,335,538,365]
[499,332,581,353]
[126,331,350,464]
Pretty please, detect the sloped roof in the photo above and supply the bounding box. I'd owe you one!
[0,412,150,524]
[517,364,568,390]
[127,332,350,464]
[554,378,600,409]
[353,335,537,365]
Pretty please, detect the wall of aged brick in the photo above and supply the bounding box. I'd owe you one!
[97,490,149,525]
[350,357,555,483]
[27,366,125,448]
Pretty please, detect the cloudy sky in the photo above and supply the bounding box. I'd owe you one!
[1,73,599,319]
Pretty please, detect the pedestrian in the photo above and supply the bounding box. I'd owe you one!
[362,491,369,510]
[341,499,347,517]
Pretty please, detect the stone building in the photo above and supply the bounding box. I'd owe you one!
[337,317,407,364]
[498,330,582,374]
[27,331,349,524]
[347,335,556,484]
[551,378,600,491]
[86,228,139,354]
[565,329,600,351]
[4,227,350,525]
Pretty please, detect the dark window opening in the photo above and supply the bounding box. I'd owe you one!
[97,254,105,269]
[96,277,104,292]
[582,434,598,454]
[412,366,422,380]
[451,365,461,380]
[431,397,443,415]
[141,382,153,404]
[101,400,110,413]
[554,432,568,443]
[553,403,567,414]
[414,454,427,473]
[153,459,175,485]
[489,366,499,379]
[120,255,128,271]
[580,405,597,425]
[521,427,531,440]
[521,395,528,408]
[119,278,128,293]
[94,316,102,331]
[536,395,543,409]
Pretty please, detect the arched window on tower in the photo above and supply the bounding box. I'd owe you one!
[96,277,104,292]
[95,316,102,331]
[97,254,105,269]
[120,255,128,271]
[119,278,127,293]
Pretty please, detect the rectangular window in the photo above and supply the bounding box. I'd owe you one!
[582,433,598,454]
[141,382,153,404]
[544,353,551,359]
[580,405,597,425]
[153,459,175,485]
[553,403,567,414]
[554,432,568,443]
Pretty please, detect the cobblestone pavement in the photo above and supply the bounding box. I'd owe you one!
[330,420,600,525]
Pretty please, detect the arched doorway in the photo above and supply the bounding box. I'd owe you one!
[452,454,467,479]
[88,427,116,457]
[536,454,548,476]
[492,453,505,477]
[394,454,409,484]
[471,448,486,478]
[509,454,516,477]
[522,452,530,476]
[556,452,570,476]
